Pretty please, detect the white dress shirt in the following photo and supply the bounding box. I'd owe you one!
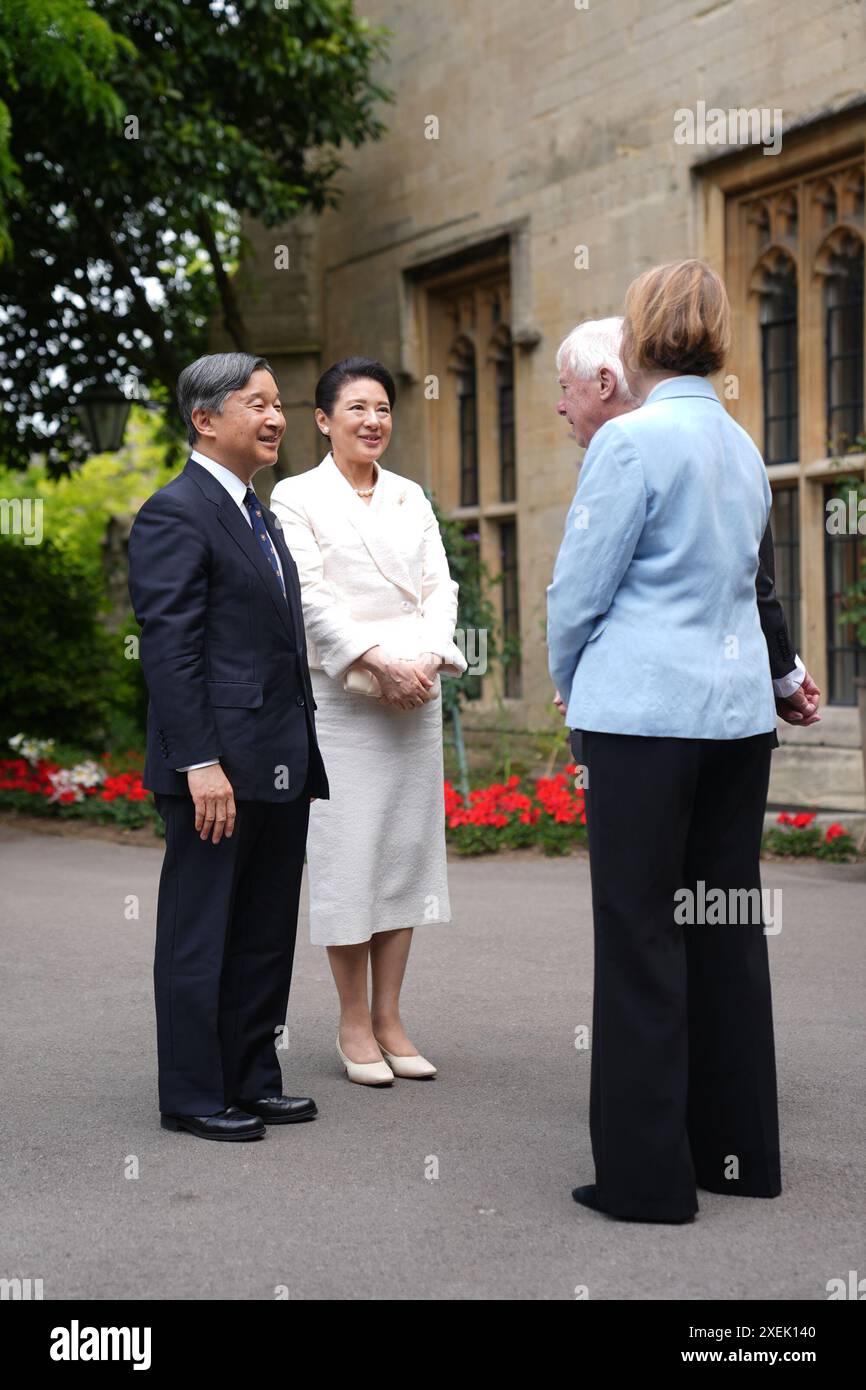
[178,450,285,773]
[773,654,805,699]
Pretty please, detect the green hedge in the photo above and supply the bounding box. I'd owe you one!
[0,536,146,747]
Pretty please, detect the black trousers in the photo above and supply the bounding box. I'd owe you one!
[153,787,310,1115]
[576,730,781,1220]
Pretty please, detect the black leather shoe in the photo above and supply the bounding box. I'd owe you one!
[572,1183,696,1224]
[235,1095,318,1124]
[160,1106,266,1141]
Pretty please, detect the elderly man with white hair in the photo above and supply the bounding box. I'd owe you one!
[551,316,820,755]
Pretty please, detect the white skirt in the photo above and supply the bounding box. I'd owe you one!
[305,667,453,946]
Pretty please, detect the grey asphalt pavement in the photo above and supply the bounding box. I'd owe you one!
[1,824,864,1300]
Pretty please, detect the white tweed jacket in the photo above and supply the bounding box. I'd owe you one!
[269,451,468,681]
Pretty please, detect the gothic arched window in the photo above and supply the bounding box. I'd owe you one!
[754,251,799,464]
[450,336,478,507]
[491,326,516,502]
[818,229,864,453]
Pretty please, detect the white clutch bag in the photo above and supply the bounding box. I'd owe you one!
[343,658,441,701]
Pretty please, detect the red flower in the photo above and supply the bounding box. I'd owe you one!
[825,822,848,841]
[442,771,587,837]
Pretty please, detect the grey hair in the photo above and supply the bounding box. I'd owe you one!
[555,316,637,403]
[177,352,277,445]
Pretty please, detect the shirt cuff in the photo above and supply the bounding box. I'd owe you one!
[773,654,806,699]
[176,760,220,772]
[421,638,468,675]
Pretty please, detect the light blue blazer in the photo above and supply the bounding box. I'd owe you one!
[546,375,777,740]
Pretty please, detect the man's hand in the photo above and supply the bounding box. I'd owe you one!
[776,670,822,726]
[553,688,567,717]
[187,764,237,843]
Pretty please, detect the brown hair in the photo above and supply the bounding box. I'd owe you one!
[620,259,731,377]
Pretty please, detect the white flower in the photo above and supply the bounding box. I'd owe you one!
[9,733,55,765]
[46,760,105,803]
[71,761,104,787]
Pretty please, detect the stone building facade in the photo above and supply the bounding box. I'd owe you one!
[226,0,866,814]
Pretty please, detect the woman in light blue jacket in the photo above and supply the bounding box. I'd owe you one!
[547,260,781,1223]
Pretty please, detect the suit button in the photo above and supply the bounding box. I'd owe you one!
[296,695,305,706]
[401,600,413,611]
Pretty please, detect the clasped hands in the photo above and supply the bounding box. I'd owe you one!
[357,645,442,711]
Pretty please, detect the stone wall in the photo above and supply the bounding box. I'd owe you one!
[231,0,866,811]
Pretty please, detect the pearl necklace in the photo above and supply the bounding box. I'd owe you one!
[342,459,378,496]
[327,444,378,496]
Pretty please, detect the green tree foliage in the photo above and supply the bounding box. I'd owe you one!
[429,497,508,718]
[0,0,392,474]
[0,410,177,744]
[0,0,131,258]
[0,536,140,744]
[0,410,174,585]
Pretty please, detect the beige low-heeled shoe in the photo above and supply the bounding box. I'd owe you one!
[336,1036,394,1086]
[374,1041,437,1079]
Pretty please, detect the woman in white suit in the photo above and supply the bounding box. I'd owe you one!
[270,357,467,1086]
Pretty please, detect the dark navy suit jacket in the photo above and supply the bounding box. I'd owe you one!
[128,457,329,803]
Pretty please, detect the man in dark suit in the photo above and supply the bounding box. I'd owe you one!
[552,317,822,756]
[128,352,329,1141]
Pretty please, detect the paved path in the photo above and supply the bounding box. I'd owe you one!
[1,826,864,1300]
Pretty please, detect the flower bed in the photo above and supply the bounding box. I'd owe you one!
[762,811,858,862]
[445,767,587,856]
[1,736,859,862]
[0,735,158,830]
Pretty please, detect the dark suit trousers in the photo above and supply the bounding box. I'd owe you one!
[578,730,781,1220]
[153,786,310,1115]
